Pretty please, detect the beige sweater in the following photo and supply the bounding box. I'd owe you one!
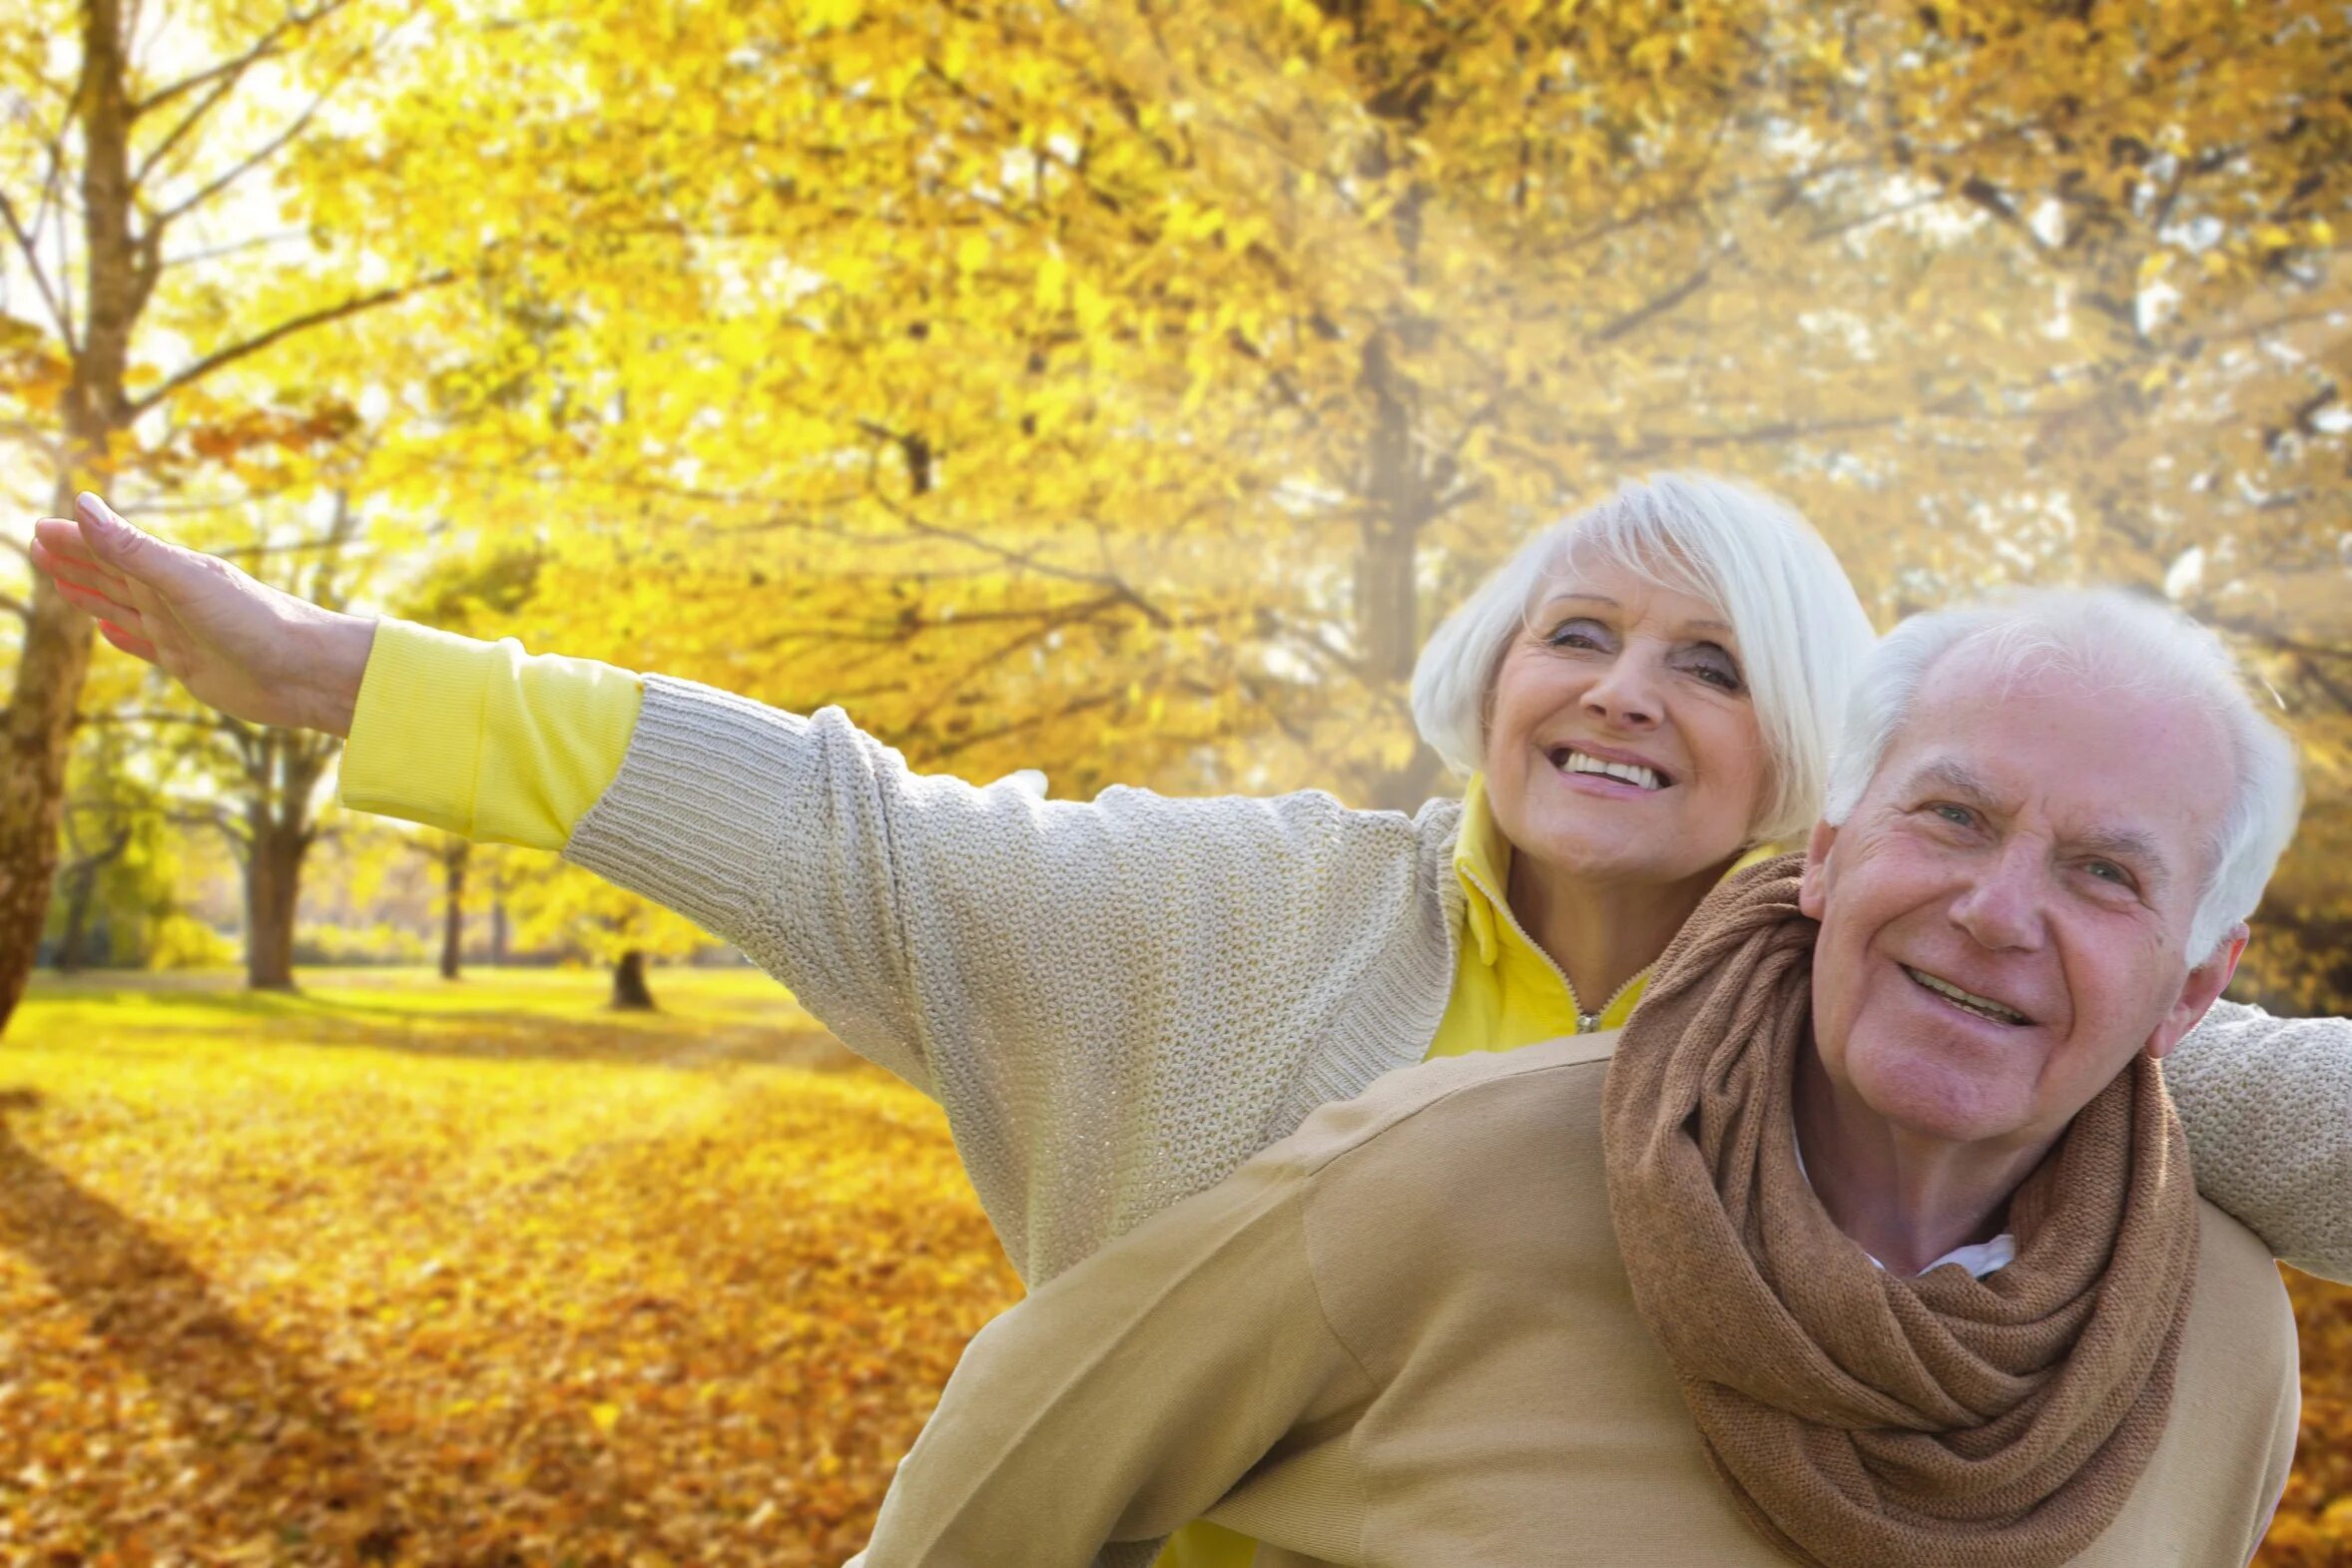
[853,1036,2302,1568]
[561,679,2352,1290]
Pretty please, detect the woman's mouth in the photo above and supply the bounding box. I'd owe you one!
[1548,747,1672,791]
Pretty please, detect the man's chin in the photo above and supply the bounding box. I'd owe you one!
[1847,1052,2038,1149]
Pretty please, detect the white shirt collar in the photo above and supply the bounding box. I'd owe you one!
[1791,1133,2016,1281]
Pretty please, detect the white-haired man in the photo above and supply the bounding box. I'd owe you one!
[848,588,2303,1568]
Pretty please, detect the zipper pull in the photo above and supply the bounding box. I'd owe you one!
[1576,1011,1598,1033]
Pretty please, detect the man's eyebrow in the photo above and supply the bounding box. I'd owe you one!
[1911,759,2000,800]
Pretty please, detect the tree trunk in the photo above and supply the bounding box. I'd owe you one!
[489,896,509,966]
[439,840,467,981]
[245,825,308,991]
[0,0,145,1035]
[56,866,98,974]
[610,950,656,1010]
[1356,329,1448,814]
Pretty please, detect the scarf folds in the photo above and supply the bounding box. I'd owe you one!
[1600,856,2199,1568]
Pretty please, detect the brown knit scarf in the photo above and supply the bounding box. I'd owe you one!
[1601,855,2200,1568]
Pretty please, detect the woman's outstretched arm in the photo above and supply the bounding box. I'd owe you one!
[30,493,1462,1285]
[2169,998,2352,1283]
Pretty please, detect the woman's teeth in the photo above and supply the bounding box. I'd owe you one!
[1557,750,1665,790]
[1904,965,2030,1026]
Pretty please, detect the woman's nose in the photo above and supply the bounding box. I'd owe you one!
[1582,658,1661,728]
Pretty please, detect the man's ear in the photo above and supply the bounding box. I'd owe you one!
[2146,921,2249,1061]
[1797,817,1838,920]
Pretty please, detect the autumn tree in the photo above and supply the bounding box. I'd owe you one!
[295,0,2338,865]
[0,0,453,1031]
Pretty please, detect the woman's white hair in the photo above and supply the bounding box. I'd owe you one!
[1410,473,1876,844]
[1823,589,2303,962]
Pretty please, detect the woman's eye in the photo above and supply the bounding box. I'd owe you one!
[1675,644,1743,692]
[1546,620,1609,650]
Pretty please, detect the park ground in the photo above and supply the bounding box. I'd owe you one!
[0,968,2348,1566]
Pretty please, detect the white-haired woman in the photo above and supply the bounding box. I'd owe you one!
[30,475,2352,1568]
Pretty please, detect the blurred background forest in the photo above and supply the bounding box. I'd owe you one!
[2,0,2350,1562]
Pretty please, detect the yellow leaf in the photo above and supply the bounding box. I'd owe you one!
[591,1401,621,1433]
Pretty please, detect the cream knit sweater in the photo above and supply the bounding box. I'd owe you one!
[562,675,2352,1288]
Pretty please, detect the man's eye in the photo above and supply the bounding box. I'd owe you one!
[2085,860,2131,886]
[1931,803,1974,827]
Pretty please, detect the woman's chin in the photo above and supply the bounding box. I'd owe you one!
[1513,827,1734,891]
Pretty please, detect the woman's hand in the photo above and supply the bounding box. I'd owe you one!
[27,492,376,737]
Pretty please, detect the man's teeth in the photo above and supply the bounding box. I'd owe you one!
[1904,966,2030,1026]
[1559,751,1665,790]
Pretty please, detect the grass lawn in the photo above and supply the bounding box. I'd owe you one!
[0,966,1019,1568]
[4,965,2350,1565]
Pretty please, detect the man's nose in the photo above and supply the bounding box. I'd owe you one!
[1581,654,1662,729]
[1949,843,2047,951]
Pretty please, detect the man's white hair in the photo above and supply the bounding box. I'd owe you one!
[1410,473,1877,844]
[1823,589,2303,961]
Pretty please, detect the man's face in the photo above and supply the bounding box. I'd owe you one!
[1799,651,2245,1151]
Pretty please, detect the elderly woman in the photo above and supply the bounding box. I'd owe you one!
[30,474,2352,1568]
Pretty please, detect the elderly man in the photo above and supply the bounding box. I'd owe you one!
[850,588,2303,1568]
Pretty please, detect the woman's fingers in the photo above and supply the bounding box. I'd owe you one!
[96,620,160,664]
[52,575,144,628]
[29,531,134,602]
[31,516,105,567]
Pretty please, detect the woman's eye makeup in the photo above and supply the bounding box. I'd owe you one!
[1544,618,1613,649]
[1676,643,1743,691]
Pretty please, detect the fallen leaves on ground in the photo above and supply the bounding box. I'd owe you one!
[0,969,1019,1567]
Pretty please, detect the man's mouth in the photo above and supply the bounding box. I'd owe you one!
[1548,747,1672,791]
[1903,965,2033,1027]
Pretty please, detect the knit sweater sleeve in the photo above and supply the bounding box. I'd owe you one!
[848,1149,1366,1568]
[559,674,1459,1279]
[2167,997,2352,1282]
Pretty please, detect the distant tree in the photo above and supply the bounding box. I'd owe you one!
[0,0,449,1032]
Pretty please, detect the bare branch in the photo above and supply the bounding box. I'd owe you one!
[868,493,1174,628]
[153,69,345,229]
[131,272,453,414]
[161,229,309,272]
[0,190,70,341]
[1587,252,1724,346]
[134,0,358,139]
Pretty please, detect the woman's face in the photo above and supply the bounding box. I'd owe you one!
[1482,559,1769,889]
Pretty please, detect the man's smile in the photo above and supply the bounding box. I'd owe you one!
[1902,964,2035,1027]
